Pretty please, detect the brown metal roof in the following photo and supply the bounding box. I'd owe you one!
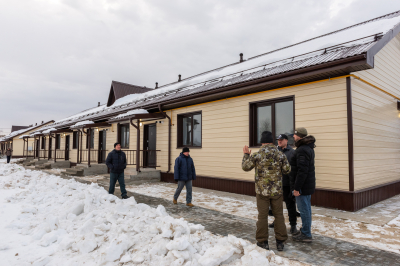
[107,81,153,107]
[11,125,29,132]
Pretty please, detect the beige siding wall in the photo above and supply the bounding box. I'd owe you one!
[11,124,53,156]
[151,79,349,191]
[352,33,400,190]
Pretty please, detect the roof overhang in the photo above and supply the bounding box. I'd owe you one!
[70,122,111,129]
[109,112,166,123]
[143,54,369,111]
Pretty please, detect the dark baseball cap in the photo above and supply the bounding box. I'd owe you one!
[278,134,288,140]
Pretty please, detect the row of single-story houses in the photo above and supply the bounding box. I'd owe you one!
[2,10,400,211]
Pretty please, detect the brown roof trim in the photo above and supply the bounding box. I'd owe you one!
[109,112,166,123]
[107,81,152,107]
[144,54,368,110]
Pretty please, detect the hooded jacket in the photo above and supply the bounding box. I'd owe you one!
[105,149,127,174]
[289,136,316,195]
[174,153,196,181]
[6,149,12,156]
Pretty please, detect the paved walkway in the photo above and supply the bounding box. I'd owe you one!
[69,176,400,265]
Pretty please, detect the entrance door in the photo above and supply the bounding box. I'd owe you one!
[65,135,70,160]
[98,130,107,163]
[143,124,157,168]
[48,138,52,159]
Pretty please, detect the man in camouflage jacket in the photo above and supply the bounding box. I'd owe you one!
[242,131,291,251]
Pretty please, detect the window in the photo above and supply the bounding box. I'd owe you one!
[86,129,95,149]
[119,124,130,149]
[250,97,294,147]
[41,137,45,149]
[56,134,61,149]
[177,112,202,148]
[72,132,79,149]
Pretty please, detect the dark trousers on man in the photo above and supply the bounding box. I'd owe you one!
[283,186,298,226]
[108,172,127,197]
[256,194,288,243]
[174,180,192,203]
[7,156,11,163]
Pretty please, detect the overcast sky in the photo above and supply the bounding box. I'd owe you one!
[1,0,400,134]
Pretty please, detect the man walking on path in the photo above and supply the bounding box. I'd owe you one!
[6,148,12,163]
[242,131,291,251]
[290,127,316,242]
[269,134,299,235]
[106,142,129,199]
[173,147,196,207]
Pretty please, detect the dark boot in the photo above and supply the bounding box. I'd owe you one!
[290,225,300,235]
[293,232,313,242]
[268,220,275,228]
[296,211,301,217]
[257,241,269,250]
[122,195,130,199]
[276,240,284,251]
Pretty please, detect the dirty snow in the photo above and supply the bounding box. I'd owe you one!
[0,163,300,266]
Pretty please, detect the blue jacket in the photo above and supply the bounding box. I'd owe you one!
[174,153,196,181]
[106,149,127,174]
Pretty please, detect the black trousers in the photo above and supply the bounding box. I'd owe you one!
[7,156,11,163]
[108,172,127,197]
[283,185,298,226]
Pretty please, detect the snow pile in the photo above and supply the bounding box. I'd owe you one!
[388,214,400,227]
[72,120,94,127]
[113,109,149,120]
[0,163,288,265]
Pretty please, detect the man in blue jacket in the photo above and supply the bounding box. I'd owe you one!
[173,147,196,207]
[106,142,129,199]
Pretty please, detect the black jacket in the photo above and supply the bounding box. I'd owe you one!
[278,145,295,187]
[174,153,196,181]
[290,136,316,195]
[105,149,127,174]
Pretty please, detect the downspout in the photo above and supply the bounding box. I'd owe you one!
[158,104,171,173]
[76,131,80,165]
[82,128,89,167]
[80,129,84,164]
[23,138,25,158]
[52,133,57,163]
[26,137,29,158]
[130,118,140,173]
[33,137,36,159]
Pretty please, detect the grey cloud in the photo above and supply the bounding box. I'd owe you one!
[1,0,400,132]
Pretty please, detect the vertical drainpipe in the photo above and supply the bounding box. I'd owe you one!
[54,134,57,163]
[77,131,80,165]
[33,137,36,159]
[130,117,140,173]
[23,138,25,158]
[80,129,83,164]
[85,128,91,167]
[158,104,171,173]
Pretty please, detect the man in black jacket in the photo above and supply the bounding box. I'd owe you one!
[106,143,129,199]
[290,127,316,242]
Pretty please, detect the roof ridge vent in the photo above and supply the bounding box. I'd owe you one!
[240,53,244,63]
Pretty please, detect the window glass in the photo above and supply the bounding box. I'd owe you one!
[193,114,202,147]
[182,117,192,146]
[257,105,272,144]
[120,125,129,148]
[275,101,294,146]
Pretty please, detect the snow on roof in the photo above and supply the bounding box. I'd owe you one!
[18,135,30,139]
[111,109,149,120]
[42,128,57,134]
[40,11,400,130]
[71,120,94,128]
[1,124,42,140]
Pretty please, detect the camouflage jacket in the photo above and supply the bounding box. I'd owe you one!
[242,144,291,197]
